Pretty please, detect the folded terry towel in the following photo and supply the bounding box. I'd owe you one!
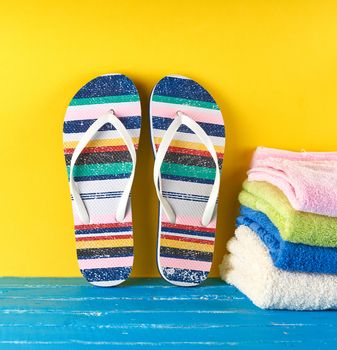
[252,146,337,163]
[237,206,337,274]
[220,225,337,310]
[239,180,337,247]
[248,148,337,217]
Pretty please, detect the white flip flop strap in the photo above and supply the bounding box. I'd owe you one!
[153,111,220,227]
[70,110,136,224]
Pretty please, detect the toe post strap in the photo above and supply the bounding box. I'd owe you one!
[153,111,221,227]
[69,110,136,224]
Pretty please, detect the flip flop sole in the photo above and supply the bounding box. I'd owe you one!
[150,75,225,286]
[63,74,141,287]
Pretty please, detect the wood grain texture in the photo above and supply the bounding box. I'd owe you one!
[0,278,336,349]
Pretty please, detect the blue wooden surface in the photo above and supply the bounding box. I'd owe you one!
[0,278,336,349]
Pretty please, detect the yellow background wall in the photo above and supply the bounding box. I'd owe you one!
[1,0,336,277]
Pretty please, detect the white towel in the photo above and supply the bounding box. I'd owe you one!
[219,225,337,310]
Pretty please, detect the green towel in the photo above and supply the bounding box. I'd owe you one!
[239,181,337,248]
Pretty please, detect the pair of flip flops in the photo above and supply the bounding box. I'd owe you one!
[63,74,225,287]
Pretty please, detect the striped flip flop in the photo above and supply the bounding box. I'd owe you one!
[150,75,225,286]
[63,74,141,287]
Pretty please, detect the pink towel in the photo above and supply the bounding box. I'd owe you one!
[248,147,337,217]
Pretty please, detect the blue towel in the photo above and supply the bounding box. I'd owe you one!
[237,206,337,274]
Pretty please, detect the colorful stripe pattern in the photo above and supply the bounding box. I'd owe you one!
[150,76,225,286]
[63,74,141,287]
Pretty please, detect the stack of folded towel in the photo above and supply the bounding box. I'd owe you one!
[220,147,337,310]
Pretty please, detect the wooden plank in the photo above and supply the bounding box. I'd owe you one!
[0,278,336,349]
